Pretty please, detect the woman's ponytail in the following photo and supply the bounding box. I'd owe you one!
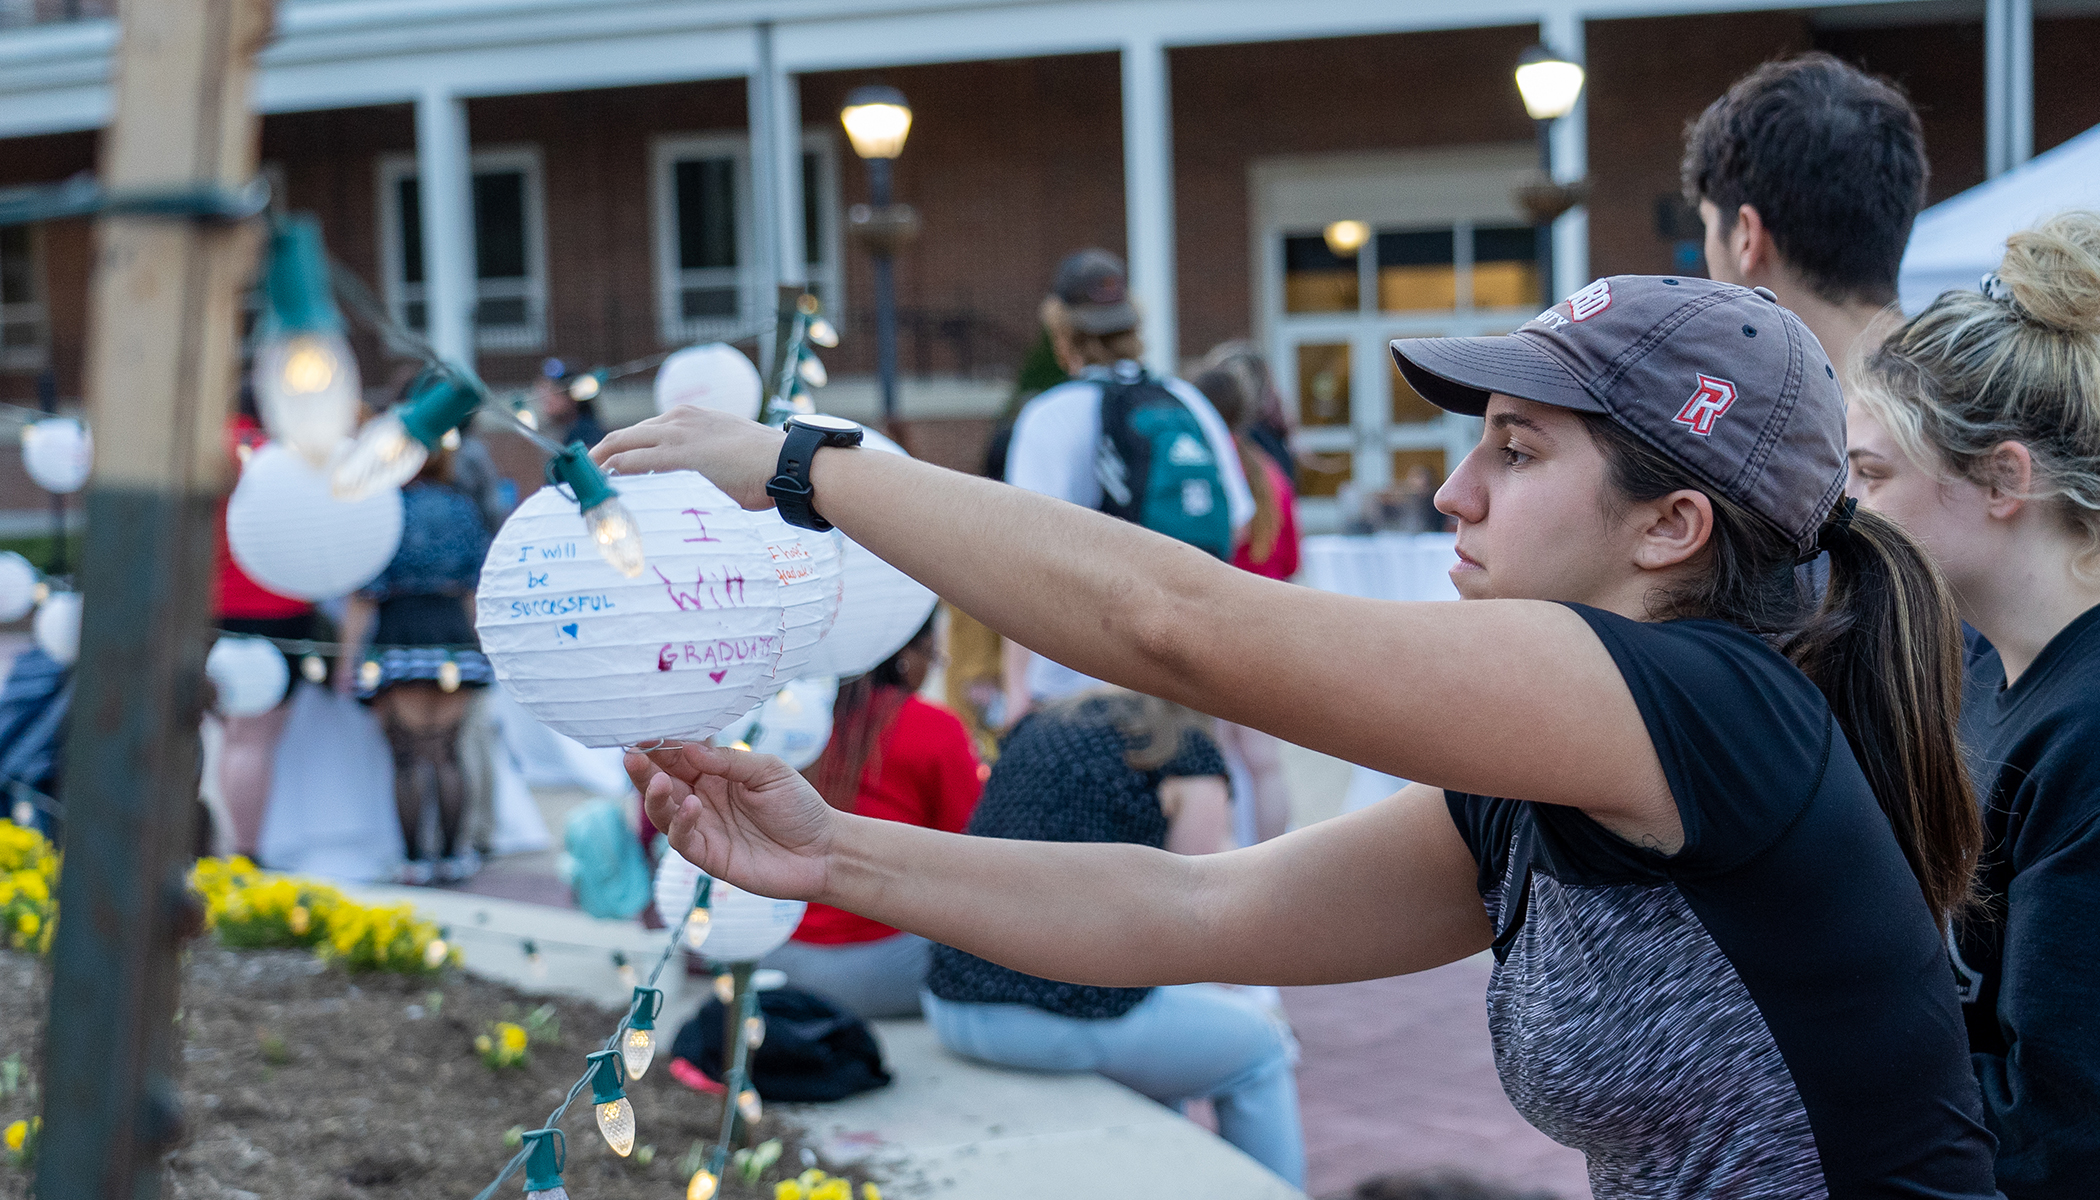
[1786,501,1981,926]
[1581,413,1981,928]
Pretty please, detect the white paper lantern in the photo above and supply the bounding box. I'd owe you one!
[766,518,843,685]
[655,851,806,964]
[794,428,936,679]
[227,442,403,601]
[719,676,838,771]
[206,636,291,717]
[477,470,839,748]
[654,344,763,420]
[0,552,36,623]
[20,417,91,495]
[34,591,81,667]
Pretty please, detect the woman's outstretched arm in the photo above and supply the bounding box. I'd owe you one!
[636,741,1490,987]
[593,409,1665,819]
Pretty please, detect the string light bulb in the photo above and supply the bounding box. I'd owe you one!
[332,369,481,500]
[736,1089,762,1124]
[683,907,712,951]
[805,318,839,348]
[797,354,828,388]
[522,939,546,980]
[687,1169,719,1200]
[568,372,603,403]
[622,987,663,1080]
[743,1015,766,1050]
[255,216,360,466]
[586,1051,636,1156]
[438,658,461,693]
[613,950,637,990]
[300,655,327,684]
[714,974,735,1005]
[545,444,646,578]
[520,1128,568,1200]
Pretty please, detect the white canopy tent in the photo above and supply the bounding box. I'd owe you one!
[1898,122,2100,315]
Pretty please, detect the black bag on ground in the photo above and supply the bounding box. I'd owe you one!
[671,987,891,1103]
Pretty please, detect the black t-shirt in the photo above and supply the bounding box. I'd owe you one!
[926,698,1227,1018]
[1446,606,1997,1200]
[1958,609,2100,1200]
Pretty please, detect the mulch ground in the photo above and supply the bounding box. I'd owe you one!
[0,946,860,1200]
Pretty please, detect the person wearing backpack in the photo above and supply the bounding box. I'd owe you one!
[999,249,1253,725]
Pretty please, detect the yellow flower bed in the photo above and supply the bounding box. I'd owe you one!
[475,1020,531,1069]
[0,833,457,978]
[0,823,58,956]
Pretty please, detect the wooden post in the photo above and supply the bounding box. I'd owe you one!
[36,1,274,1197]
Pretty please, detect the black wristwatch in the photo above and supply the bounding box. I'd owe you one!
[767,414,864,530]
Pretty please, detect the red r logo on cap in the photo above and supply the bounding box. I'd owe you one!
[1674,374,1738,436]
[1567,279,1612,321]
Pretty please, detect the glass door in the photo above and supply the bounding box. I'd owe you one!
[1273,220,1539,530]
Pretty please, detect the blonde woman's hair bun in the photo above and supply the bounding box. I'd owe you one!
[1995,210,2100,335]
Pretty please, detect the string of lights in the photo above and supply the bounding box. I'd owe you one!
[466,875,771,1200]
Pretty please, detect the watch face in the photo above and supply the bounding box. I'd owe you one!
[794,414,861,434]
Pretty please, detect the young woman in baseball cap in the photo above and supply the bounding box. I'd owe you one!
[593,275,1997,1198]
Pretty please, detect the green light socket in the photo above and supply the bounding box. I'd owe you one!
[398,369,482,448]
[545,443,618,512]
[586,1050,627,1106]
[521,1127,566,1193]
[262,214,344,336]
[629,987,664,1032]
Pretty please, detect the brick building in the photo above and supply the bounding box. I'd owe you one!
[0,0,2095,527]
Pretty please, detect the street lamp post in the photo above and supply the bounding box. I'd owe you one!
[1514,46,1586,306]
[841,86,916,434]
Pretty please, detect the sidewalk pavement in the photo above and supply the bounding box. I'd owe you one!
[1283,960,1591,1199]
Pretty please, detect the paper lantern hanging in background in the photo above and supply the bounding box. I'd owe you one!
[476,470,840,749]
[21,417,91,495]
[34,591,81,667]
[206,636,291,717]
[796,428,937,680]
[718,675,838,771]
[654,851,806,964]
[227,443,403,601]
[0,553,36,623]
[654,344,763,420]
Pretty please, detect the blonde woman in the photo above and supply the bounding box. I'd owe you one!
[1849,210,2100,1199]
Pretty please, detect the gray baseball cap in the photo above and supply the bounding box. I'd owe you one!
[1390,275,1845,554]
[1053,248,1141,335]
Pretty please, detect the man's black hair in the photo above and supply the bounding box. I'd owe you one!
[1682,52,1927,307]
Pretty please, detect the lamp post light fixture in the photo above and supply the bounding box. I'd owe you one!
[841,85,917,433]
[1322,219,1371,259]
[1513,45,1587,306]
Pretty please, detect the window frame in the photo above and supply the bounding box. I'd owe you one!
[651,130,842,347]
[0,222,49,372]
[376,144,550,353]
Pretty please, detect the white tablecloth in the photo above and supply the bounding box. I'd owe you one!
[1295,534,1461,814]
[1298,533,1460,603]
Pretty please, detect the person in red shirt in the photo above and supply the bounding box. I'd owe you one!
[760,618,982,1017]
[212,400,319,856]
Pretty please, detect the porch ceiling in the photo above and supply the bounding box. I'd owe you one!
[0,0,1935,140]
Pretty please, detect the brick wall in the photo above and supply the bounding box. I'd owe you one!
[0,130,96,404]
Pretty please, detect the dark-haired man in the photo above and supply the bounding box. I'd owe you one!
[1682,52,1927,378]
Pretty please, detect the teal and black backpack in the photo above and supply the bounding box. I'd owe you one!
[1094,367,1233,559]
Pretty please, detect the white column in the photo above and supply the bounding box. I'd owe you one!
[1121,37,1177,378]
[414,87,476,366]
[747,22,782,316]
[1986,0,2034,177]
[1543,9,1589,301]
[770,68,806,286]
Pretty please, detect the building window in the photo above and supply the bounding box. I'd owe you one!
[652,132,840,345]
[377,147,548,352]
[0,225,47,371]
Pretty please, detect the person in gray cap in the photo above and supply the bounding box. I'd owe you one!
[593,275,1998,1199]
[997,248,1253,725]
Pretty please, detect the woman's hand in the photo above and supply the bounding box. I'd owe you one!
[590,408,787,511]
[626,743,838,901]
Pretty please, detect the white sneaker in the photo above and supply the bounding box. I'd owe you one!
[396,859,435,886]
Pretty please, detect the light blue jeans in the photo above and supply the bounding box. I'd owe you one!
[922,984,1305,1186]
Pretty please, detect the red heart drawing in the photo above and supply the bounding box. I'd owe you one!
[709,670,727,683]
